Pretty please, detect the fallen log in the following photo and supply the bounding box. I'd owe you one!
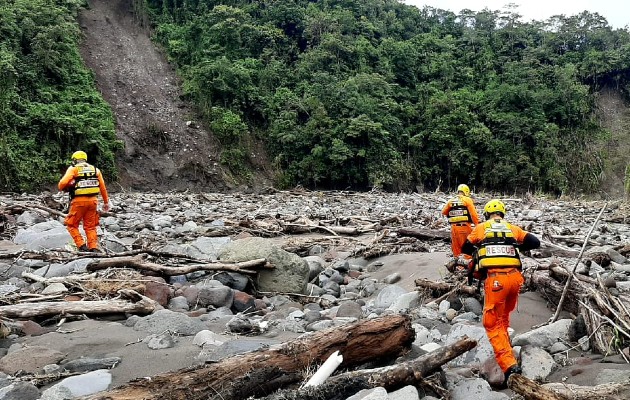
[0,290,157,319]
[508,374,568,400]
[414,278,478,296]
[86,256,272,275]
[549,234,599,247]
[527,270,581,315]
[257,337,477,400]
[548,264,597,286]
[397,228,450,241]
[542,380,630,399]
[537,240,580,258]
[86,315,414,400]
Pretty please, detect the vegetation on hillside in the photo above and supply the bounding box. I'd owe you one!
[2,0,630,194]
[0,0,120,192]
[142,0,630,194]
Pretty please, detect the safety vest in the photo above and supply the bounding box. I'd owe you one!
[475,219,521,269]
[447,197,472,224]
[73,163,100,196]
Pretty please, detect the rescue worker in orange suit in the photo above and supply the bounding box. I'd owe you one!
[58,151,110,252]
[441,184,479,265]
[461,199,540,388]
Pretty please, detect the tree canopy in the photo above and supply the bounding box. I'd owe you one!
[143,0,630,194]
[0,0,120,192]
[2,0,630,194]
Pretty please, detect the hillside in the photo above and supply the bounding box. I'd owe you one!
[2,0,630,195]
[77,0,270,191]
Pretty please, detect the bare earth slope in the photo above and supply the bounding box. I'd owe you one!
[78,0,228,191]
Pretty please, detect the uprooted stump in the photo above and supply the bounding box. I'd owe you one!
[86,314,415,400]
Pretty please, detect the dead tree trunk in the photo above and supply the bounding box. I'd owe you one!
[397,228,450,241]
[508,374,569,400]
[86,256,272,275]
[86,315,414,400]
[542,380,630,399]
[0,290,157,319]
[527,270,581,315]
[257,337,477,400]
[414,278,478,296]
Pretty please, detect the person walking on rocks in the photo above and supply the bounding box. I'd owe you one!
[58,151,110,252]
[441,184,479,267]
[462,199,540,387]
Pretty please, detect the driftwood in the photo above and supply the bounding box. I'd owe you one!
[552,202,607,323]
[258,337,477,400]
[508,374,568,400]
[86,315,414,400]
[283,223,362,236]
[542,380,630,399]
[537,240,581,258]
[414,278,478,296]
[0,289,157,319]
[548,234,599,247]
[397,227,450,241]
[548,264,597,285]
[5,202,67,219]
[527,270,581,315]
[86,256,272,275]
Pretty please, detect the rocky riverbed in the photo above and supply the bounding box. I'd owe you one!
[1,190,630,399]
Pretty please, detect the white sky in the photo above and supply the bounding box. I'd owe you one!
[403,1,629,29]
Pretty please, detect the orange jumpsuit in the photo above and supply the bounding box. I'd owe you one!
[58,163,109,250]
[442,195,479,257]
[466,219,529,372]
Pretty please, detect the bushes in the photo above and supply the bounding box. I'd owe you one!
[0,0,119,192]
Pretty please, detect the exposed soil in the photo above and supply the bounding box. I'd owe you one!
[77,0,231,191]
[596,87,630,197]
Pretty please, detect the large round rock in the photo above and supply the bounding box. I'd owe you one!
[219,237,310,294]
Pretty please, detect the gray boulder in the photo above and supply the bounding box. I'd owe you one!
[0,381,41,400]
[219,237,309,294]
[512,319,572,349]
[61,357,121,373]
[303,255,326,281]
[448,378,509,400]
[520,345,556,381]
[446,323,495,368]
[346,387,388,400]
[17,210,47,226]
[387,385,419,400]
[40,369,111,399]
[374,285,408,309]
[132,309,207,336]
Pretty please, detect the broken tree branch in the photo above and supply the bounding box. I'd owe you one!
[414,278,478,296]
[551,202,607,323]
[86,256,272,275]
[0,290,157,319]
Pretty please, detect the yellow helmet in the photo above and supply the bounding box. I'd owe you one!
[457,184,470,197]
[484,199,506,218]
[71,151,87,161]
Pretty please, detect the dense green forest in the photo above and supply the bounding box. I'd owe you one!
[141,0,630,194]
[2,0,630,194]
[0,0,120,192]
